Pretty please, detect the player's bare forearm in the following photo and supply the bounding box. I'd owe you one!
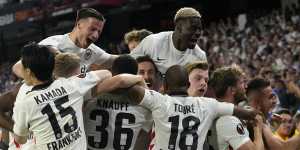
[233,106,258,121]
[0,84,20,131]
[253,115,264,150]
[127,85,146,105]
[0,113,13,132]
[12,60,24,79]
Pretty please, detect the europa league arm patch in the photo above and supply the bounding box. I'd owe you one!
[236,123,245,135]
[77,73,86,78]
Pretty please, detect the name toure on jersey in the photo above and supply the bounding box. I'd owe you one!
[174,103,195,114]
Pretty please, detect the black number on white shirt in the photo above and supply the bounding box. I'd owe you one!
[168,115,200,150]
[88,109,136,149]
[41,95,78,139]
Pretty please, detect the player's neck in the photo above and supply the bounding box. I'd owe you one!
[69,31,88,49]
[172,32,187,51]
[165,87,188,96]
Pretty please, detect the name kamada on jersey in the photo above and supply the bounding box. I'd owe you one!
[34,87,67,105]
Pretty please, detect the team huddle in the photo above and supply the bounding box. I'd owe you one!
[0,6,300,150]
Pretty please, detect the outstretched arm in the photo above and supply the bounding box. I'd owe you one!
[93,74,145,97]
[233,106,258,121]
[262,123,300,150]
[0,84,20,131]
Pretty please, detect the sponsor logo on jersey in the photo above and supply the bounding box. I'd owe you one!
[84,49,93,60]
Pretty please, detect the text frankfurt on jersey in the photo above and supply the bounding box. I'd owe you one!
[34,87,67,105]
[47,127,83,150]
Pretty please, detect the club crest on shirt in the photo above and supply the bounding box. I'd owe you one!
[236,123,245,135]
[84,48,92,60]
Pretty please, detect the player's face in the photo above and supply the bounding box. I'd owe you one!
[277,114,293,137]
[259,86,277,114]
[78,17,104,48]
[233,77,247,104]
[128,40,139,51]
[179,17,202,49]
[138,61,157,90]
[188,68,208,96]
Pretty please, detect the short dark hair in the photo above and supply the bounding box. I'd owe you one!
[76,8,105,22]
[246,78,271,95]
[21,42,55,82]
[136,55,159,74]
[112,55,138,75]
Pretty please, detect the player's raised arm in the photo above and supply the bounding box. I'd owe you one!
[93,74,145,97]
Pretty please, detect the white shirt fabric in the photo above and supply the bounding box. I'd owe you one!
[39,33,112,73]
[9,83,34,150]
[208,116,250,150]
[130,31,207,74]
[140,90,234,150]
[84,93,152,150]
[12,72,104,150]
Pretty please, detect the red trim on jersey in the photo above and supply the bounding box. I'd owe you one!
[148,129,155,150]
[14,138,21,148]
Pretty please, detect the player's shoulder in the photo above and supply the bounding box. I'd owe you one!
[193,45,206,56]
[39,34,66,46]
[87,43,104,52]
[143,31,171,43]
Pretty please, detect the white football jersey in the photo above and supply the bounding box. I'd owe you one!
[39,34,113,73]
[130,31,207,74]
[84,93,152,150]
[208,116,250,150]
[9,83,35,150]
[140,90,234,150]
[13,72,103,150]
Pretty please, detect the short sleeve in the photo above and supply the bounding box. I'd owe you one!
[92,45,112,65]
[201,97,234,118]
[69,71,101,96]
[139,89,165,111]
[216,116,250,150]
[13,100,31,137]
[214,100,234,117]
[39,36,60,50]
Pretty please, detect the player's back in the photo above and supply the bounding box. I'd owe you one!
[140,90,234,150]
[13,73,100,150]
[84,93,152,150]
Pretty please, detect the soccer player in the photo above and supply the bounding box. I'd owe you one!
[247,78,300,150]
[123,65,257,150]
[186,61,209,97]
[12,43,142,149]
[12,8,117,78]
[131,7,207,74]
[84,55,152,150]
[136,55,161,91]
[124,29,153,51]
[208,65,264,150]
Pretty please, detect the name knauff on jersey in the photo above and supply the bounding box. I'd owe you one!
[34,87,68,105]
[46,127,83,150]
